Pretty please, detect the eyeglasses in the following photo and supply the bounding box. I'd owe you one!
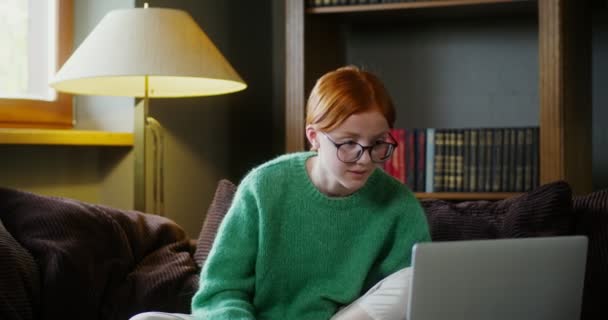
[321,132,398,163]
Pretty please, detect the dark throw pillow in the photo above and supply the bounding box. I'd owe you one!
[420,180,575,241]
[0,187,199,320]
[193,179,237,269]
[574,189,608,320]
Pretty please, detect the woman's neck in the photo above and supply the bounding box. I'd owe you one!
[305,155,349,197]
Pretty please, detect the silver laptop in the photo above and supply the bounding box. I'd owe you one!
[408,236,588,320]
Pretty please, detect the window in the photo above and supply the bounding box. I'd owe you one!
[0,0,73,128]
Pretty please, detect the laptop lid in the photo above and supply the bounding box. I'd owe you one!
[408,236,588,320]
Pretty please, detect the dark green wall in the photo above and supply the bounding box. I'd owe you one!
[346,9,608,190]
[138,0,277,180]
[134,0,277,236]
[593,8,608,190]
[347,15,539,129]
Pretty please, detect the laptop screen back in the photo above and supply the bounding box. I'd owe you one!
[408,236,587,320]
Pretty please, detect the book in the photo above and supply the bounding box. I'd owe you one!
[531,127,539,189]
[444,129,454,192]
[501,128,511,192]
[491,128,503,192]
[515,128,526,191]
[387,128,406,184]
[433,129,446,192]
[415,128,426,192]
[406,129,416,190]
[477,128,486,192]
[462,129,470,192]
[483,129,493,192]
[508,128,518,192]
[469,129,478,192]
[425,128,435,193]
[455,129,464,192]
[523,127,539,191]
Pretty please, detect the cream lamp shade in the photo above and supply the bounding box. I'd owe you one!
[49,6,247,214]
[49,7,247,97]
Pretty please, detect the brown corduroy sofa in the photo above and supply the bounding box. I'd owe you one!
[196,179,608,320]
[1,179,606,320]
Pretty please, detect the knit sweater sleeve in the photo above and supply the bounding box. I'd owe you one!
[191,174,260,320]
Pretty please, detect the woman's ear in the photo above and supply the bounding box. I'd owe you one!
[306,125,320,151]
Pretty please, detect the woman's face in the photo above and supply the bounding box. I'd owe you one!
[315,110,391,196]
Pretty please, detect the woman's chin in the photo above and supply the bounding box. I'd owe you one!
[341,177,368,193]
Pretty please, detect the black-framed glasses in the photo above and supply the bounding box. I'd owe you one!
[321,132,398,163]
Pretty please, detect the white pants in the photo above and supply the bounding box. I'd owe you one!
[130,267,412,320]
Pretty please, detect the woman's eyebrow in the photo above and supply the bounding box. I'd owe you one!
[333,131,388,139]
[334,131,360,138]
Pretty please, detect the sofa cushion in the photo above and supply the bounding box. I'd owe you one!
[574,189,608,320]
[194,179,237,269]
[420,180,575,241]
[0,219,40,320]
[0,187,199,320]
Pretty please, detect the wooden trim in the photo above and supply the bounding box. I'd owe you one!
[0,129,133,146]
[285,0,306,152]
[0,0,74,129]
[538,0,592,194]
[307,0,531,14]
[415,192,522,200]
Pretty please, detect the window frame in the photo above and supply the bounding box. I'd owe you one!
[0,0,73,129]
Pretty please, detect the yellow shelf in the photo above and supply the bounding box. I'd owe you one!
[0,128,133,146]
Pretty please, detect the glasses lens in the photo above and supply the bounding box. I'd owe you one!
[371,143,394,162]
[337,143,363,163]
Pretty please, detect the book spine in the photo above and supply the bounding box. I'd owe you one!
[508,128,518,192]
[406,129,416,189]
[483,129,493,192]
[501,128,511,192]
[447,129,456,192]
[515,128,526,192]
[491,128,503,192]
[394,128,406,184]
[462,129,470,192]
[524,127,534,191]
[469,129,478,192]
[433,129,445,192]
[425,128,435,193]
[416,128,426,192]
[387,128,401,182]
[455,129,464,192]
[397,128,407,184]
[477,128,486,192]
[531,127,539,189]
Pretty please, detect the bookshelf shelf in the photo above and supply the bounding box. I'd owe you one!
[415,192,521,200]
[306,0,530,15]
[0,128,133,146]
[286,0,592,198]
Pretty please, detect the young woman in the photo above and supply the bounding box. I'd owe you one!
[131,66,431,320]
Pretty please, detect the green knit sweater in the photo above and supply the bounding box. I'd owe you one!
[191,152,430,320]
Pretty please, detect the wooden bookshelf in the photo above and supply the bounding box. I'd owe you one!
[0,128,133,146]
[285,0,592,199]
[415,192,521,200]
[306,0,530,14]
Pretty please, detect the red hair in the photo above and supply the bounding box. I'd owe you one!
[305,65,396,131]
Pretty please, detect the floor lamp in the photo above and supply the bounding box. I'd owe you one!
[49,6,247,214]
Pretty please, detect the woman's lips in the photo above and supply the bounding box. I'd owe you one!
[348,169,367,177]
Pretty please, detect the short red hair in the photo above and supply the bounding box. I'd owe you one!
[305,65,396,131]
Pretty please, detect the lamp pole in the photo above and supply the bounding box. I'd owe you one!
[134,75,149,212]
